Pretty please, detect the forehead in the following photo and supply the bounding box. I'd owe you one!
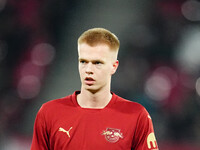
[78,43,111,59]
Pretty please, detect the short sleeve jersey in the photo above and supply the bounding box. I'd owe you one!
[31,91,158,150]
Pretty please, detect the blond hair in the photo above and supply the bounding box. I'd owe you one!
[78,28,120,52]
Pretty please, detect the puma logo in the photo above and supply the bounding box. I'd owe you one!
[58,127,73,138]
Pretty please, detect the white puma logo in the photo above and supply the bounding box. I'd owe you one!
[58,127,73,138]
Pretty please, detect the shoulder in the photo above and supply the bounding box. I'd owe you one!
[114,94,144,110]
[39,94,74,114]
[114,94,153,122]
[113,94,147,114]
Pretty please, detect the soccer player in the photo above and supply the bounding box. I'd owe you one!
[31,28,159,150]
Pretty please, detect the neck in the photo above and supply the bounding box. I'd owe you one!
[77,88,112,109]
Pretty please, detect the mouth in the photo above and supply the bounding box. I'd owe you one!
[84,77,95,85]
[85,77,95,81]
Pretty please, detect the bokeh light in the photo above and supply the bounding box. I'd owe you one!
[31,43,55,66]
[19,61,44,79]
[17,75,41,99]
[175,26,200,73]
[181,0,200,21]
[196,77,200,97]
[144,67,177,101]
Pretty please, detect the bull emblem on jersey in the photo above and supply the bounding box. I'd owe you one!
[102,128,123,143]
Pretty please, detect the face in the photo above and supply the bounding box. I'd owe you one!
[78,43,119,93]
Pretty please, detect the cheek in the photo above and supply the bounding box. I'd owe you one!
[100,68,112,78]
[79,64,84,72]
[78,67,84,77]
[107,65,114,75]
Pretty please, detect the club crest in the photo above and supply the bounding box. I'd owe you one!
[102,128,123,143]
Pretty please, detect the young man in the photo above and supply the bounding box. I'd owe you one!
[31,28,159,150]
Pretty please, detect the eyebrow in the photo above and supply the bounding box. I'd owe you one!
[79,58,105,64]
[79,58,87,62]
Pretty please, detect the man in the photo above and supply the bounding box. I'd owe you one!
[31,28,159,150]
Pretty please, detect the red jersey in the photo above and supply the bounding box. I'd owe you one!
[31,91,158,150]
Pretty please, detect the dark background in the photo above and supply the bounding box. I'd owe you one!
[0,0,200,149]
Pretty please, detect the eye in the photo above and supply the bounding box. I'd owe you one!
[95,61,102,65]
[80,60,86,64]
[94,61,104,65]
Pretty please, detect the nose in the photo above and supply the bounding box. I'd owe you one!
[85,63,93,74]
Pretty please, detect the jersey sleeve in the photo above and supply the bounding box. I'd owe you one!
[31,105,49,150]
[132,108,159,150]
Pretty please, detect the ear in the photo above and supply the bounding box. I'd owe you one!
[111,60,119,75]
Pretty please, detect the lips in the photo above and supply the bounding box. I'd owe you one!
[84,77,95,85]
[85,77,94,81]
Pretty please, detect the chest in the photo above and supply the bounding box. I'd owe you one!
[47,109,137,150]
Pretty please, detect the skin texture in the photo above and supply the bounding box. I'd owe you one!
[77,43,119,108]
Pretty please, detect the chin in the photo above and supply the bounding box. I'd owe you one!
[84,86,100,93]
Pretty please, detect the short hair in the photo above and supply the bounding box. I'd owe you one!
[78,28,120,51]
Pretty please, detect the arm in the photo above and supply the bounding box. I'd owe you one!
[132,108,159,150]
[31,106,49,150]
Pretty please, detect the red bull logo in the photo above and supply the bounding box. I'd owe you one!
[102,128,123,143]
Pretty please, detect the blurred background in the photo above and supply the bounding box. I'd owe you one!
[0,0,200,149]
